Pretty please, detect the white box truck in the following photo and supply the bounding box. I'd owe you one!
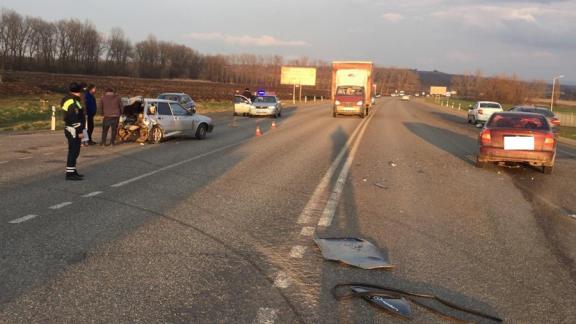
[331,61,374,118]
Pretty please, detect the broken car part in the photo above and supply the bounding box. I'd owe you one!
[314,237,394,270]
[332,283,503,322]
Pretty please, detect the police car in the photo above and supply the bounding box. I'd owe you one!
[248,91,283,118]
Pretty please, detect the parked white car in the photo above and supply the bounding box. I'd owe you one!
[233,95,252,116]
[249,95,282,118]
[468,101,503,125]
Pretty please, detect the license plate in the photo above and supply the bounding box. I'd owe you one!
[504,136,534,150]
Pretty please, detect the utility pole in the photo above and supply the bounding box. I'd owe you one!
[550,75,564,112]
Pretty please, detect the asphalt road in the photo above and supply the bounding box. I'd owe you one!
[1,98,575,323]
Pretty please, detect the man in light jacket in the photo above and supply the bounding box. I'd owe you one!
[100,88,122,146]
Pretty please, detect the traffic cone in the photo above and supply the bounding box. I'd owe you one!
[255,125,262,136]
[271,121,277,129]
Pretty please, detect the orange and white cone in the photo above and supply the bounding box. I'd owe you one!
[255,125,262,136]
[271,121,277,129]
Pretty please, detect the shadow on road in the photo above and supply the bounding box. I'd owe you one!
[404,122,477,165]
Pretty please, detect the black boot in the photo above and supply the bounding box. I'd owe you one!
[66,173,83,181]
[74,171,84,178]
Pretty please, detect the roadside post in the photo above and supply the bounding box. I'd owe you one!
[51,106,56,131]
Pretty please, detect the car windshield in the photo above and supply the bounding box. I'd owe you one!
[337,86,364,96]
[480,103,501,109]
[158,94,181,102]
[488,114,549,130]
[253,96,277,103]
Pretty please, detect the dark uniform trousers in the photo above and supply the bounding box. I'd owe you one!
[65,130,81,173]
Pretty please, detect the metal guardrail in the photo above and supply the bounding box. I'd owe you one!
[557,112,576,127]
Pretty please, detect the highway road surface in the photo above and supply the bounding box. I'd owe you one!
[1,98,576,323]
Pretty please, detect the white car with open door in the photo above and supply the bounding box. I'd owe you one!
[233,95,252,116]
[143,99,214,143]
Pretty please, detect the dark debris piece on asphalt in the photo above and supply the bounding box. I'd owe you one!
[332,283,503,323]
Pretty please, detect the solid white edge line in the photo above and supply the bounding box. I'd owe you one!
[110,140,246,188]
[255,307,279,324]
[18,156,32,160]
[9,214,38,224]
[296,115,370,224]
[82,191,103,198]
[300,227,315,236]
[318,112,374,227]
[49,202,72,210]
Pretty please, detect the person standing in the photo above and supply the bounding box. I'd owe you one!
[85,84,97,145]
[62,82,85,181]
[100,88,122,146]
[242,88,254,101]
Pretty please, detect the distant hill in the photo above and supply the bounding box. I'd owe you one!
[415,70,576,100]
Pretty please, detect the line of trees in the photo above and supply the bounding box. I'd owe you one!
[0,8,417,93]
[451,71,547,104]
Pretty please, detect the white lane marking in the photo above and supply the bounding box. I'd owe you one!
[9,214,38,224]
[18,156,32,160]
[82,191,103,198]
[0,160,8,164]
[558,148,576,158]
[254,307,279,324]
[111,140,247,188]
[273,272,290,289]
[318,112,374,227]
[300,227,315,237]
[289,246,306,259]
[296,115,371,225]
[49,202,72,210]
[43,152,55,156]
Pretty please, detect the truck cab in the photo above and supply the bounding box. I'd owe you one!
[333,86,366,117]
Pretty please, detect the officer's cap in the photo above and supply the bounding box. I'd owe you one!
[69,82,83,93]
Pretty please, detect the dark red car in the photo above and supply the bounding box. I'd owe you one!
[476,112,557,174]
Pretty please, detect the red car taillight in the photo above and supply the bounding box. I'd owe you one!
[480,129,491,146]
[544,133,555,150]
[478,109,483,115]
[550,118,561,126]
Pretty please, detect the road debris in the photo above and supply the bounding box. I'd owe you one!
[389,161,397,167]
[314,237,394,270]
[333,284,503,322]
[374,182,388,189]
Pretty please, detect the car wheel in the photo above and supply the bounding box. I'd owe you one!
[233,112,238,116]
[196,123,208,140]
[543,165,554,174]
[470,116,476,125]
[149,126,164,144]
[475,157,489,168]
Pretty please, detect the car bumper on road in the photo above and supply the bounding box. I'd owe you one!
[335,105,362,115]
[478,147,555,165]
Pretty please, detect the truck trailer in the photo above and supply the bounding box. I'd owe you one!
[331,61,374,118]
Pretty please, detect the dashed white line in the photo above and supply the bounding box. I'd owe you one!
[273,272,290,289]
[18,156,32,160]
[8,214,38,224]
[254,307,279,324]
[43,152,55,156]
[82,191,103,198]
[289,246,306,259]
[300,227,315,237]
[111,140,247,188]
[0,160,8,165]
[49,202,72,210]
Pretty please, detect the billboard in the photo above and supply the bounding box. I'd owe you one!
[281,67,317,86]
[430,86,448,96]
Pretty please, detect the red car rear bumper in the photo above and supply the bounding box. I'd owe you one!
[478,147,555,166]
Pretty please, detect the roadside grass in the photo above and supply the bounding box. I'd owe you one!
[560,126,576,141]
[1,95,231,131]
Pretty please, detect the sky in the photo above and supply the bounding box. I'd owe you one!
[1,0,575,83]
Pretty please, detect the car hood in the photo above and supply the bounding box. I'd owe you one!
[252,102,277,107]
[196,114,212,124]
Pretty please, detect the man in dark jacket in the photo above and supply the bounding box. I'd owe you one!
[100,88,123,146]
[62,82,85,181]
[242,88,254,101]
[85,84,97,145]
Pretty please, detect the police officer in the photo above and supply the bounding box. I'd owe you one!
[62,82,86,181]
